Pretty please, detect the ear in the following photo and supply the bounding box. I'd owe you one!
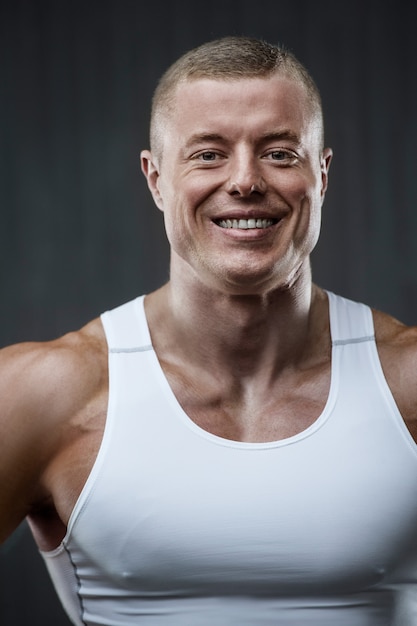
[320,147,333,200]
[140,150,164,211]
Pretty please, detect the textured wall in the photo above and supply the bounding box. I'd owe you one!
[1,0,416,623]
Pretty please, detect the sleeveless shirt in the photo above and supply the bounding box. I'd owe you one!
[40,292,417,625]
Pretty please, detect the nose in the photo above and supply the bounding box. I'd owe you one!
[226,152,266,197]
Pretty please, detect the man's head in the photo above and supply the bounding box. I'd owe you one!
[141,36,332,296]
[150,36,324,161]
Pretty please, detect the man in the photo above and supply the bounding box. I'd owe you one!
[2,35,417,625]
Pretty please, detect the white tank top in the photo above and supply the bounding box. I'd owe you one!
[41,292,417,625]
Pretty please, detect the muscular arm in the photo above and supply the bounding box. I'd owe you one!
[0,321,108,546]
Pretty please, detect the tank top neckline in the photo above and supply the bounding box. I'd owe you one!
[137,293,346,450]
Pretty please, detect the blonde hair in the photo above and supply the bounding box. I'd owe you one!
[150,36,324,157]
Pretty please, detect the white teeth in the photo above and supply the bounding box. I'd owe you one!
[217,218,275,229]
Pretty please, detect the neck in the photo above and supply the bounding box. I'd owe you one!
[146,261,324,377]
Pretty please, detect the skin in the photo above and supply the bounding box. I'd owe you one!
[1,73,417,557]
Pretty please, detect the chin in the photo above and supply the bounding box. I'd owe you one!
[206,258,306,297]
[211,270,286,296]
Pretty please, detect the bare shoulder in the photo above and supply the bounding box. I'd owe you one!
[0,317,108,543]
[0,318,107,411]
[373,307,417,439]
[373,307,417,358]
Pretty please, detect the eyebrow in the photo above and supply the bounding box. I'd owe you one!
[184,133,225,149]
[184,130,301,148]
[258,130,301,145]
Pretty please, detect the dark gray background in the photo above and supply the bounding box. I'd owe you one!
[1,0,416,623]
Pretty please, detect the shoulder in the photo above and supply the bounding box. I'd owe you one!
[0,317,107,412]
[372,307,417,358]
[372,307,417,438]
[0,318,108,541]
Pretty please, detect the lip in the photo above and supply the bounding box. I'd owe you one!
[209,216,284,241]
[214,217,278,230]
[211,208,286,227]
[211,210,285,221]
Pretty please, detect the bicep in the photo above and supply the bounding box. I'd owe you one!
[0,345,59,543]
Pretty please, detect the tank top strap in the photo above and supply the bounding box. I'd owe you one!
[100,295,152,351]
[326,290,375,346]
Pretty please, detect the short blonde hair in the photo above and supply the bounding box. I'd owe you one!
[150,36,324,158]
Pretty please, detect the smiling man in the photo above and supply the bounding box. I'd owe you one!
[142,73,329,299]
[2,36,417,625]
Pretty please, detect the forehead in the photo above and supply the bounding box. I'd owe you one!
[161,75,320,146]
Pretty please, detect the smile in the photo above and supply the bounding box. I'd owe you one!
[216,218,277,230]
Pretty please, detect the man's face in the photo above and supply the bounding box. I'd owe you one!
[141,74,332,295]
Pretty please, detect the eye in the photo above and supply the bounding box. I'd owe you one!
[271,150,287,160]
[190,150,225,166]
[198,151,218,161]
[267,149,295,161]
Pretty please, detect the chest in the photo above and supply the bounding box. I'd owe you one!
[161,357,332,443]
[65,344,417,599]
[70,401,417,599]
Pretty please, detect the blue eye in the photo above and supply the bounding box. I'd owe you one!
[270,151,288,160]
[200,152,217,161]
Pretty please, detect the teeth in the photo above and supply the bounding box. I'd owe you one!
[217,218,275,229]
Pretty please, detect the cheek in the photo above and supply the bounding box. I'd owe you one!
[160,198,195,253]
[289,174,323,243]
[160,176,214,229]
[296,195,322,253]
[285,169,324,214]
[183,173,222,210]
[271,169,309,202]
